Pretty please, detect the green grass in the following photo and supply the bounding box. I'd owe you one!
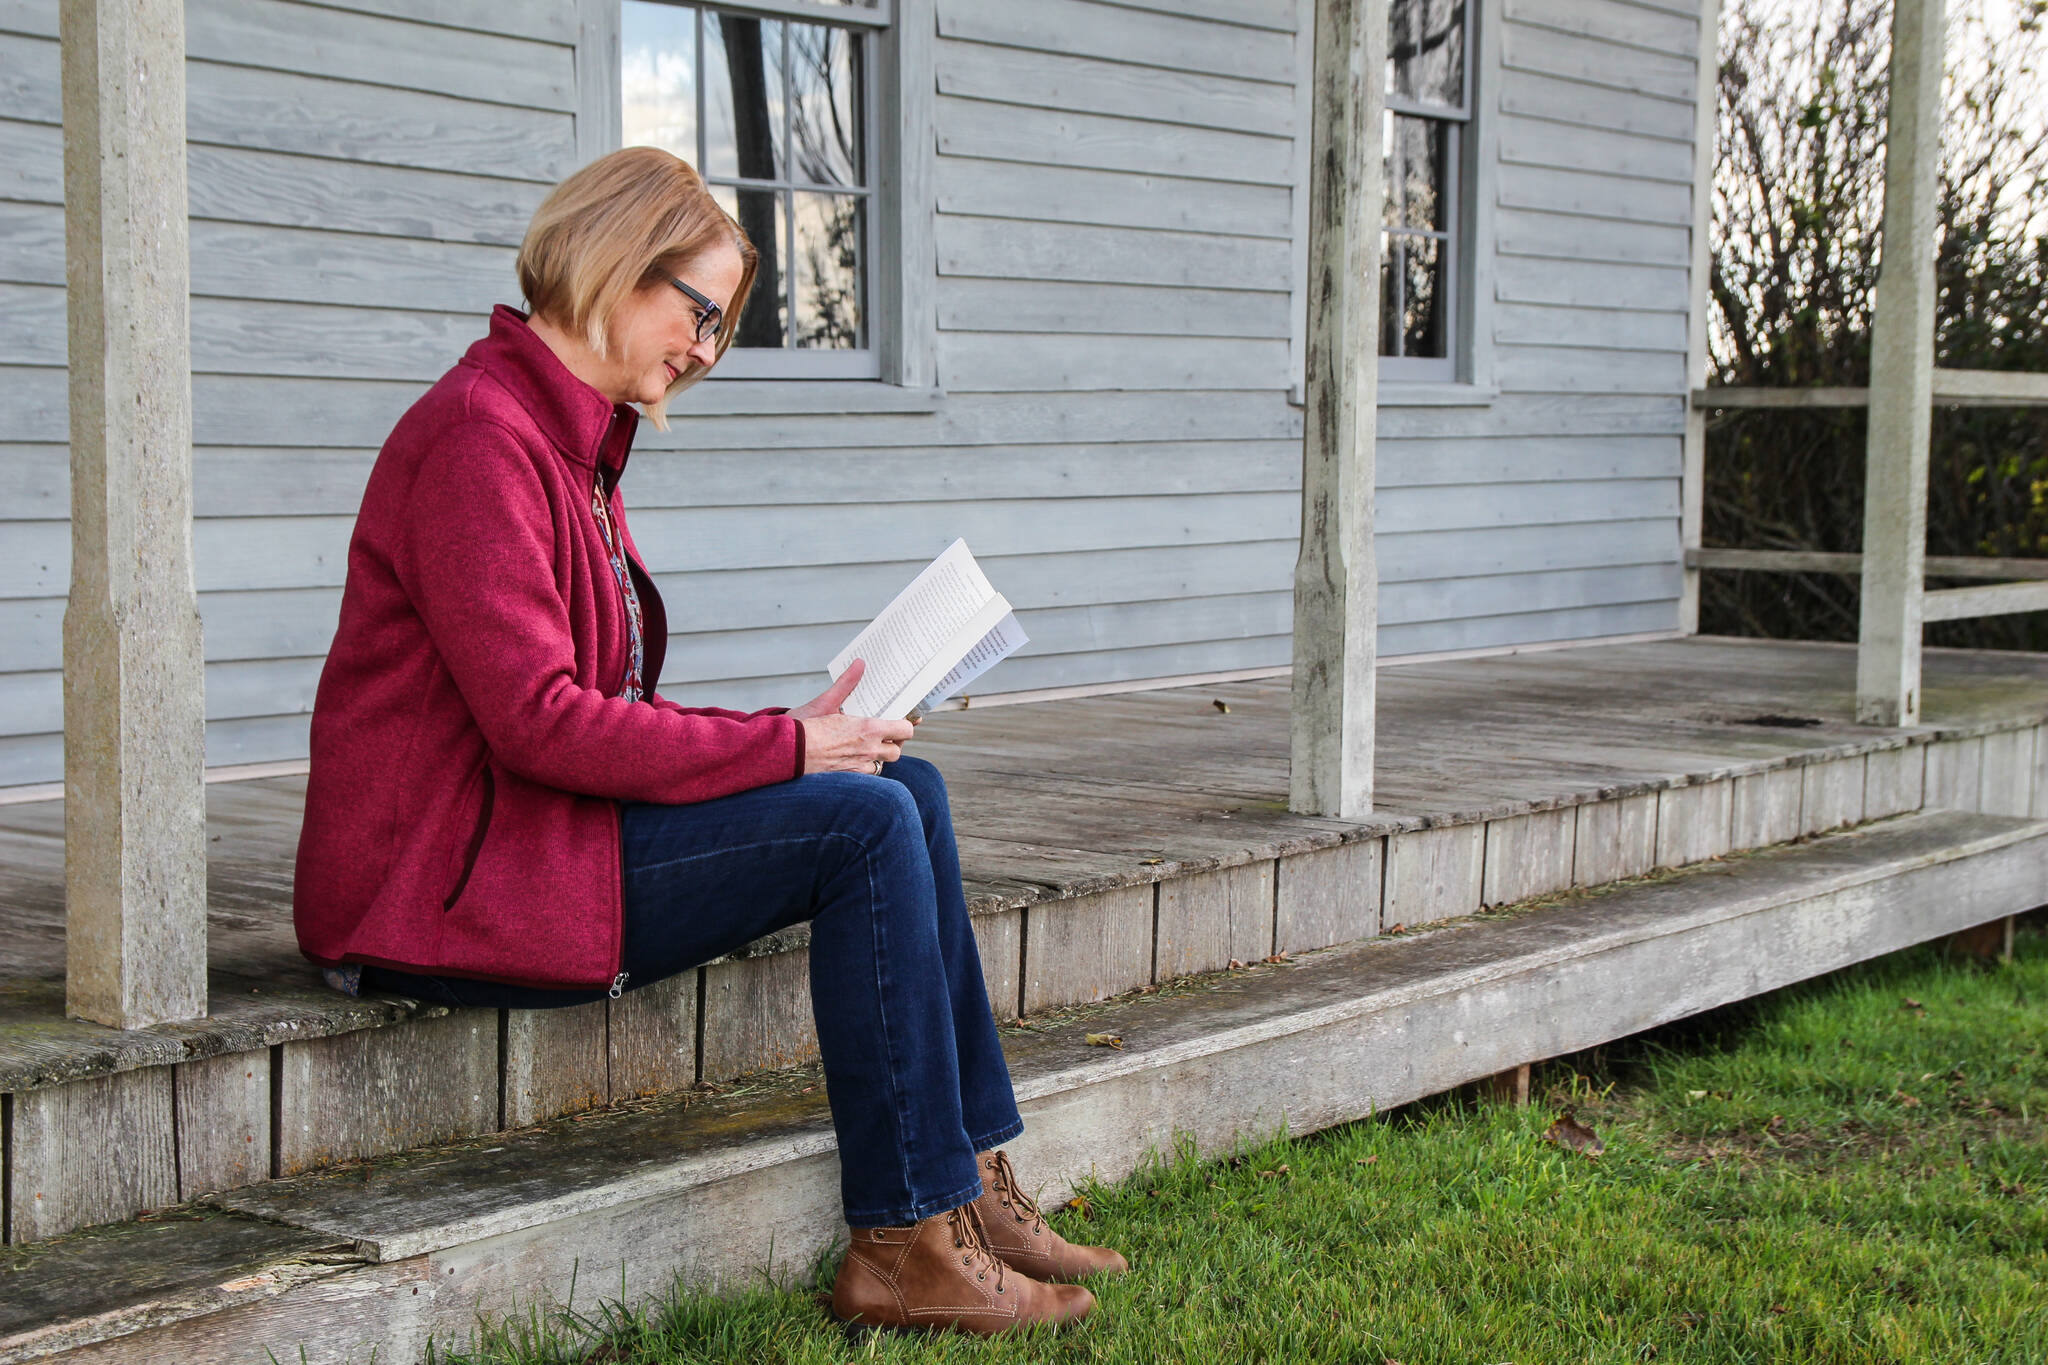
[440,930,2048,1365]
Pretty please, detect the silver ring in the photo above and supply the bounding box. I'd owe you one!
[872,758,884,774]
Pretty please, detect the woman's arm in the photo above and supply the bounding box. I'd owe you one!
[400,422,804,803]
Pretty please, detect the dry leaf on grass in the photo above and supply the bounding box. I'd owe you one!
[1355,1155,1379,1167]
[1901,997,1925,1010]
[1540,1108,1606,1158]
[1084,1032,1125,1050]
[1065,1194,1091,1218]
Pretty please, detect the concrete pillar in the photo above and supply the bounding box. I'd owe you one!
[1854,0,1945,726]
[1678,0,1721,635]
[61,0,209,1029]
[1290,0,1386,819]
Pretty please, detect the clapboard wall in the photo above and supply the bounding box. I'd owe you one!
[0,0,1698,786]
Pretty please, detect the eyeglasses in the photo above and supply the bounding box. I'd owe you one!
[668,276,724,346]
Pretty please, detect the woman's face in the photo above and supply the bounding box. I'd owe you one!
[601,239,745,407]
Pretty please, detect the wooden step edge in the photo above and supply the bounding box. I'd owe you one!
[206,810,2046,1267]
[0,1212,356,1365]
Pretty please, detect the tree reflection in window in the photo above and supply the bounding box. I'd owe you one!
[1381,0,1469,372]
[623,2,869,355]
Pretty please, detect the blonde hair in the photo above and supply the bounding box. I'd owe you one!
[517,146,757,428]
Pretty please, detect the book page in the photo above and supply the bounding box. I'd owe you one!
[829,540,999,718]
[913,613,1028,716]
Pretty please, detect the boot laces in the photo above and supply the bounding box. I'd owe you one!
[986,1150,1046,1235]
[946,1202,1010,1294]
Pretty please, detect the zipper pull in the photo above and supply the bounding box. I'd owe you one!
[609,972,630,999]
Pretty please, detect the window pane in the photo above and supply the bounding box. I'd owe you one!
[705,12,785,181]
[787,22,863,187]
[793,192,864,349]
[713,185,788,348]
[1388,0,1464,109]
[1384,114,1446,232]
[1379,239,1404,356]
[1399,234,1446,358]
[621,1,698,158]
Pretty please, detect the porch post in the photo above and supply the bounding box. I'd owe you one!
[1678,0,1721,635]
[1854,0,1945,725]
[1290,0,1386,819]
[61,0,209,1028]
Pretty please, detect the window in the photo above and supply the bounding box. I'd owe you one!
[622,0,885,379]
[1381,0,1471,382]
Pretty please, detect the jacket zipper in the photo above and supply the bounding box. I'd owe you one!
[609,973,630,999]
[442,766,495,910]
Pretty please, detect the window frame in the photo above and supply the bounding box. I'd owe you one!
[577,0,937,391]
[1287,0,1497,403]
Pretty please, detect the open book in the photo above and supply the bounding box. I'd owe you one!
[827,539,1028,719]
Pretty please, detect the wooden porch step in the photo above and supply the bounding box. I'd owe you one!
[7,809,2044,1364]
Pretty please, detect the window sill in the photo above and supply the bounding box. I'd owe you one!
[1287,382,1500,410]
[681,381,947,417]
[1378,382,1498,408]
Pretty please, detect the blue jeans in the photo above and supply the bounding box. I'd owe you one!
[362,755,1024,1226]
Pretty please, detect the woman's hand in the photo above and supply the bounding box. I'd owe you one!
[792,659,917,774]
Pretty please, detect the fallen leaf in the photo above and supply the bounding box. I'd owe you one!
[1764,1114,1786,1136]
[1540,1109,1606,1158]
[1892,1089,1921,1108]
[1212,699,1231,713]
[1065,1194,1091,1218]
[1084,1032,1124,1050]
[1902,997,1925,1010]
[1355,1155,1379,1166]
[1228,958,1246,970]
[1140,856,1165,865]
[1385,922,1407,936]
[1263,953,1291,964]
[1686,1090,1709,1101]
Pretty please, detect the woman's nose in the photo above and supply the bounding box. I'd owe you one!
[687,334,720,368]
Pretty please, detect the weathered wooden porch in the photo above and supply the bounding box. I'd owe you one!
[5,635,2045,1360]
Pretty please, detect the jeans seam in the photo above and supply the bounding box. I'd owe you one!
[623,834,849,880]
[859,830,925,1218]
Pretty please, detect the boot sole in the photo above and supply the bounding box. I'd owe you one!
[831,1310,1091,1339]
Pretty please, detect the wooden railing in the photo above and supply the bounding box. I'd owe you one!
[1691,371,2048,638]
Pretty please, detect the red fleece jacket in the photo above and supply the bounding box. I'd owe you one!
[294,306,806,989]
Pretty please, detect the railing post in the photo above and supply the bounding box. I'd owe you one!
[61,0,209,1029]
[1679,0,1721,635]
[1290,0,1385,819]
[1855,0,1945,726]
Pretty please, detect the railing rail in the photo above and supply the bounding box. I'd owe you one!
[1696,369,2048,409]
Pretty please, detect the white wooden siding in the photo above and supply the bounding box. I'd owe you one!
[0,0,1701,785]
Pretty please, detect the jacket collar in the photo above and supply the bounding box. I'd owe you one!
[463,305,639,475]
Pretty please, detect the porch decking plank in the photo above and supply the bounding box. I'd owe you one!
[971,908,1024,1022]
[1273,838,1382,954]
[1927,737,1987,813]
[1656,780,1734,866]
[502,1001,608,1128]
[275,1009,497,1176]
[607,972,698,1100]
[1482,808,1577,906]
[1731,768,1803,849]
[7,1068,175,1243]
[1020,884,1153,1013]
[1572,794,1658,885]
[1800,755,1868,835]
[174,1051,271,1199]
[1154,861,1276,978]
[699,950,818,1083]
[1979,726,2038,817]
[1865,744,1928,819]
[1383,825,1485,927]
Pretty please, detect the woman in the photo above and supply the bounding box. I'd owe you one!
[293,147,1125,1336]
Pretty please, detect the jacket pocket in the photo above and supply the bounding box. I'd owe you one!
[443,765,495,910]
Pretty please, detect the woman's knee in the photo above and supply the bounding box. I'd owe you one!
[806,770,924,847]
[885,754,948,812]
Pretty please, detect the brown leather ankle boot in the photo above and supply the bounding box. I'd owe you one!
[830,1202,1095,1335]
[972,1148,1131,1282]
